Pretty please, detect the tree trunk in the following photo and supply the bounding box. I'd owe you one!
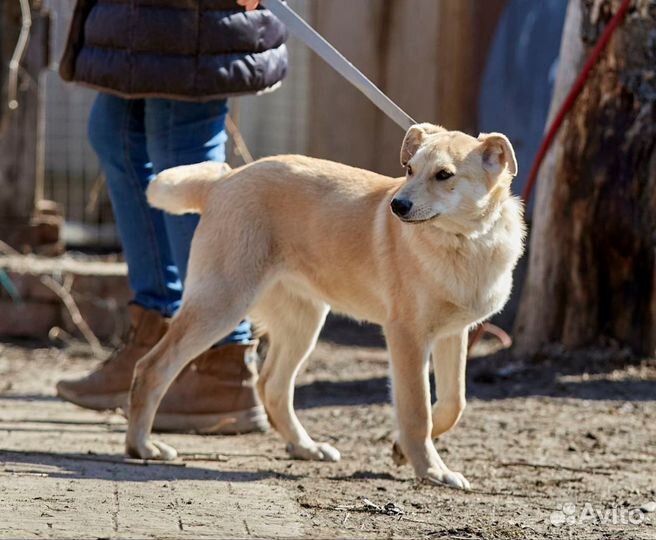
[515,0,656,356]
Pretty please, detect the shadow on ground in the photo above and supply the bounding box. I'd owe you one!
[320,314,385,348]
[467,347,656,401]
[317,313,656,403]
[295,376,389,409]
[296,347,656,407]
[0,448,301,483]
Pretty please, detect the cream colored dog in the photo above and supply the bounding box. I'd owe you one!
[125,123,525,490]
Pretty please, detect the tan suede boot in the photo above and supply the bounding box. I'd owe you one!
[153,341,269,434]
[57,305,269,434]
[56,304,167,410]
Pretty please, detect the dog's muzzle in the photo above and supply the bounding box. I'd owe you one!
[391,198,413,218]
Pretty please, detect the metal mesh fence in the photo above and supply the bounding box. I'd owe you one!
[43,0,114,247]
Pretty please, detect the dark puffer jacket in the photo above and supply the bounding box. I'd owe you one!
[59,0,288,100]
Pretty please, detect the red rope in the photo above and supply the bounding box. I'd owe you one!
[521,0,632,203]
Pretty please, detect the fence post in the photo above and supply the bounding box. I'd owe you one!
[0,0,55,254]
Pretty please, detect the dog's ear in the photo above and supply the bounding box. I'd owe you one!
[478,132,518,178]
[400,123,446,166]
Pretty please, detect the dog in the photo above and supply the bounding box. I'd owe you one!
[124,123,525,490]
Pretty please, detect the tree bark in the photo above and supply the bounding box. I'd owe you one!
[515,0,656,356]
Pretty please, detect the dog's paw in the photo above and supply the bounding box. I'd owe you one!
[126,439,178,461]
[286,442,341,462]
[421,467,471,490]
[391,440,408,466]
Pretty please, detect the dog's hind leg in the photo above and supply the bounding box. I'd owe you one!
[252,285,337,461]
[125,279,260,460]
[430,330,467,438]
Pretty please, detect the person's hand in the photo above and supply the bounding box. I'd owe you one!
[237,0,260,10]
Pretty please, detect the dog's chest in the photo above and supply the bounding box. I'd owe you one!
[466,269,512,321]
[429,237,517,324]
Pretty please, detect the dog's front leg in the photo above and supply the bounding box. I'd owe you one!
[431,330,467,438]
[386,324,470,490]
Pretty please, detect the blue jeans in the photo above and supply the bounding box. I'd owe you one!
[88,93,251,344]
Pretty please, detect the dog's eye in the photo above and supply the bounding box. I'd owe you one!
[406,165,413,176]
[435,169,453,181]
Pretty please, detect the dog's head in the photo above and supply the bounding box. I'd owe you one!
[391,123,517,230]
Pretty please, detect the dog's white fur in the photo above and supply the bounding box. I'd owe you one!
[125,124,525,490]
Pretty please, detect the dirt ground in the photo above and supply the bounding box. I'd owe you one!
[1,326,655,539]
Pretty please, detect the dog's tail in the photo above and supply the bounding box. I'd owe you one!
[147,161,232,215]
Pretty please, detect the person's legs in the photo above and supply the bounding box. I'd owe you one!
[57,93,177,410]
[87,93,183,316]
[144,98,252,343]
[58,94,266,433]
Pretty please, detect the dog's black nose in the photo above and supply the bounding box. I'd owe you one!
[391,198,413,217]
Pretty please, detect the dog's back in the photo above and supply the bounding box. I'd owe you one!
[148,155,400,214]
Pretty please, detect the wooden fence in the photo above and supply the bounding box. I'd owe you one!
[309,0,507,176]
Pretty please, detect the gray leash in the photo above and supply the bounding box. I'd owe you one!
[262,0,416,131]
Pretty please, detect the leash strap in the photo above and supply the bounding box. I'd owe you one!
[262,0,416,131]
